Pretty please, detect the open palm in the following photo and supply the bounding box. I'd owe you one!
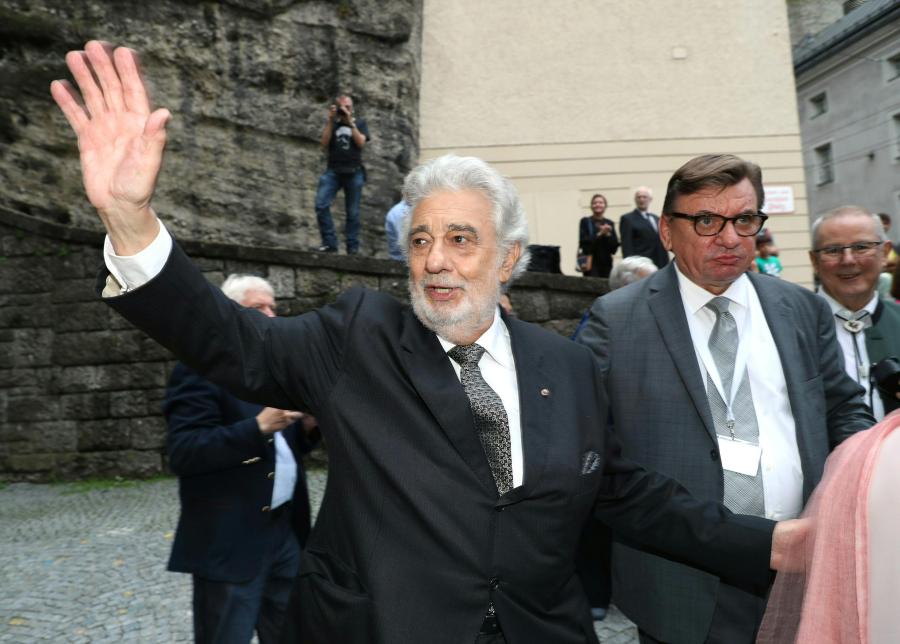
[51,41,169,252]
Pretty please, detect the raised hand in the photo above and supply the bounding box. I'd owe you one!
[50,41,170,255]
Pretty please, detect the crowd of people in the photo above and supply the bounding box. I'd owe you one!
[48,40,900,644]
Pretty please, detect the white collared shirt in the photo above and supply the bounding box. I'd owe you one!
[438,312,524,488]
[818,290,884,420]
[103,224,296,506]
[675,263,803,520]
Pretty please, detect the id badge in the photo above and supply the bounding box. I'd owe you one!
[717,435,761,477]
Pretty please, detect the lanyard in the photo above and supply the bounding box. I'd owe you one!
[695,302,752,437]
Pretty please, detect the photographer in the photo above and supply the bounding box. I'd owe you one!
[811,206,900,419]
[313,94,370,254]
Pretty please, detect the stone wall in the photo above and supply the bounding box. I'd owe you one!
[0,206,608,482]
[0,0,422,257]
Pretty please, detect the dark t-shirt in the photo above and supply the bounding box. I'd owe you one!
[327,117,370,173]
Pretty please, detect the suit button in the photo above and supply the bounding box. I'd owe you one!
[267,472,275,480]
[267,438,274,444]
[242,456,262,465]
[489,577,500,590]
[495,505,504,512]
[710,449,719,461]
[261,505,271,513]
[540,388,550,397]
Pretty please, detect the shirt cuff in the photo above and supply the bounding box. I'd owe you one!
[103,221,173,294]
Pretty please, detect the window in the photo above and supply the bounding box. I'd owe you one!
[814,143,834,185]
[887,51,900,82]
[893,113,900,159]
[809,92,828,118]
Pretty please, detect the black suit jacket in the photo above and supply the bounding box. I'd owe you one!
[103,243,774,644]
[619,209,669,268]
[163,361,314,583]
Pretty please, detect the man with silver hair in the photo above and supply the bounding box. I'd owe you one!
[52,43,804,644]
[608,255,659,291]
[810,205,900,419]
[163,273,317,643]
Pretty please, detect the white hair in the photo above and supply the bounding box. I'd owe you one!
[810,205,886,248]
[220,274,273,304]
[608,256,658,291]
[399,154,531,283]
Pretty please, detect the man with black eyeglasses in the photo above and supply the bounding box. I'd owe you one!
[578,154,873,644]
[810,205,900,420]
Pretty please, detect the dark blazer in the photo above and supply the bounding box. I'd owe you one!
[619,209,669,268]
[163,362,314,583]
[103,244,775,644]
[578,216,619,278]
[577,264,874,643]
[866,298,900,413]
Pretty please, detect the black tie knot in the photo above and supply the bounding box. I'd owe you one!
[449,344,485,368]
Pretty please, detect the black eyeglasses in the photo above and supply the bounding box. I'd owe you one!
[667,211,768,237]
[811,241,884,260]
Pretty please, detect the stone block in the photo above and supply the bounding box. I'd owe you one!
[0,258,53,294]
[340,273,379,290]
[0,302,48,329]
[109,391,148,418]
[548,292,594,320]
[5,394,59,422]
[52,330,144,366]
[0,367,50,389]
[60,392,111,419]
[295,268,341,297]
[378,275,409,302]
[129,417,166,450]
[0,421,78,454]
[511,290,550,323]
[50,277,97,303]
[68,450,164,479]
[4,452,56,472]
[267,265,295,297]
[0,328,54,368]
[50,302,110,332]
[53,362,169,393]
[77,419,132,451]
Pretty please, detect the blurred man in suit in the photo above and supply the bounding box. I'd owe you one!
[164,274,317,644]
[620,187,669,268]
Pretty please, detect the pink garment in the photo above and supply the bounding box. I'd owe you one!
[758,412,900,643]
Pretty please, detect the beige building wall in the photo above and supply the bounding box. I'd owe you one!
[419,0,813,285]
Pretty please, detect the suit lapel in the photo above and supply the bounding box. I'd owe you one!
[498,316,555,507]
[398,308,496,494]
[647,265,717,443]
[748,273,814,455]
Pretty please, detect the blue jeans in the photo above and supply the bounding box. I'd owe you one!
[315,167,365,252]
[191,513,300,644]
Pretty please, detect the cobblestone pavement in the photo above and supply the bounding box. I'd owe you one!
[0,472,637,643]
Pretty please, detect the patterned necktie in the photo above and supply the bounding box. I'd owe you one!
[448,344,513,496]
[705,297,765,516]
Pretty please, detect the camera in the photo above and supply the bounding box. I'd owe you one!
[872,356,900,413]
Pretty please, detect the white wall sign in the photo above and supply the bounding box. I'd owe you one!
[763,186,794,214]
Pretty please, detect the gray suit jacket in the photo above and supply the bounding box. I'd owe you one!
[578,264,874,644]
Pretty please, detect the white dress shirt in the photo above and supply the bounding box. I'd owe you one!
[103,223,296,507]
[675,264,803,520]
[437,311,524,489]
[818,290,884,420]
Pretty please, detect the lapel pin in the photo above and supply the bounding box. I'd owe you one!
[540,387,550,397]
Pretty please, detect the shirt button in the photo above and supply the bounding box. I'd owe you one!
[267,472,275,480]
[489,577,501,591]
